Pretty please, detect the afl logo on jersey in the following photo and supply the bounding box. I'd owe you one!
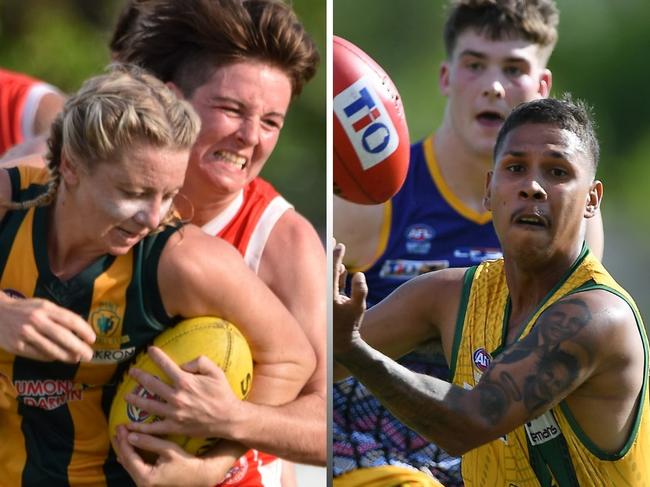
[472,348,491,372]
[2,288,26,299]
[405,224,435,254]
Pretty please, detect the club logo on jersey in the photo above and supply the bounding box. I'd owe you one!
[405,224,435,254]
[379,259,449,280]
[334,76,399,170]
[15,379,84,410]
[453,247,502,263]
[90,303,131,347]
[525,411,561,445]
[2,288,25,299]
[127,384,161,423]
[90,303,121,338]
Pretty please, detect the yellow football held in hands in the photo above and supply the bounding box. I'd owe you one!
[108,316,253,457]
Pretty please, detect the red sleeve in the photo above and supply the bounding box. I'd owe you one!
[0,68,41,155]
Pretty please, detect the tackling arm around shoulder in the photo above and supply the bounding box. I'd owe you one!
[121,226,316,478]
[128,219,326,464]
[159,225,316,407]
[335,278,623,456]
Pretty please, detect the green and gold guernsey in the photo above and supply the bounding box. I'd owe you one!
[449,247,650,487]
[0,166,181,486]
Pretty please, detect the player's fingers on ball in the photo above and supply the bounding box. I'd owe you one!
[114,426,137,464]
[129,366,175,399]
[128,431,183,457]
[146,346,183,383]
[181,355,222,378]
[125,390,169,418]
[115,428,147,482]
[125,418,170,435]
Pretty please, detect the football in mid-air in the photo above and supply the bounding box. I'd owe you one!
[108,316,253,458]
[333,35,410,205]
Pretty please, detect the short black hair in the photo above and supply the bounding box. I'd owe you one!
[494,96,599,173]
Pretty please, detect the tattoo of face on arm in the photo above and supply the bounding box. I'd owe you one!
[475,297,594,424]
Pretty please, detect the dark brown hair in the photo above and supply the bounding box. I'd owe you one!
[443,0,559,62]
[112,0,320,97]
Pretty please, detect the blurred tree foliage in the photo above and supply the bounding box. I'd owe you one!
[0,0,326,232]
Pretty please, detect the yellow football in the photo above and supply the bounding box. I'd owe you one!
[108,316,253,457]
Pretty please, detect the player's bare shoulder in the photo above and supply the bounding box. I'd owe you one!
[546,289,642,359]
[261,208,324,281]
[563,289,644,377]
[534,289,645,452]
[266,208,322,252]
[524,288,644,408]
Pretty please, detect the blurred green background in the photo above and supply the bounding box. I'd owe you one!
[335,0,650,320]
[0,0,326,236]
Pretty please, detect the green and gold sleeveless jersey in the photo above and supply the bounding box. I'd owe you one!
[0,166,181,486]
[449,246,650,486]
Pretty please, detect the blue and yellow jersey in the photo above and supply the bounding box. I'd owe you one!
[451,248,650,486]
[333,137,498,482]
[0,166,181,486]
[351,134,500,307]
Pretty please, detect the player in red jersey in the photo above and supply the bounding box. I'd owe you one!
[0,67,64,158]
[110,0,326,484]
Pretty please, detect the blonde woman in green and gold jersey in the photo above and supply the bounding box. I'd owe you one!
[0,65,315,486]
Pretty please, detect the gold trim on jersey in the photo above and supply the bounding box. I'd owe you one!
[423,135,492,225]
[450,251,650,486]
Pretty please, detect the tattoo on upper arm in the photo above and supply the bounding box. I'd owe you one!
[477,381,509,425]
[523,348,579,413]
[476,297,593,425]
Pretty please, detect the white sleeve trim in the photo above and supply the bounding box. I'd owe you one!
[244,195,293,273]
[200,190,245,237]
[21,83,61,139]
